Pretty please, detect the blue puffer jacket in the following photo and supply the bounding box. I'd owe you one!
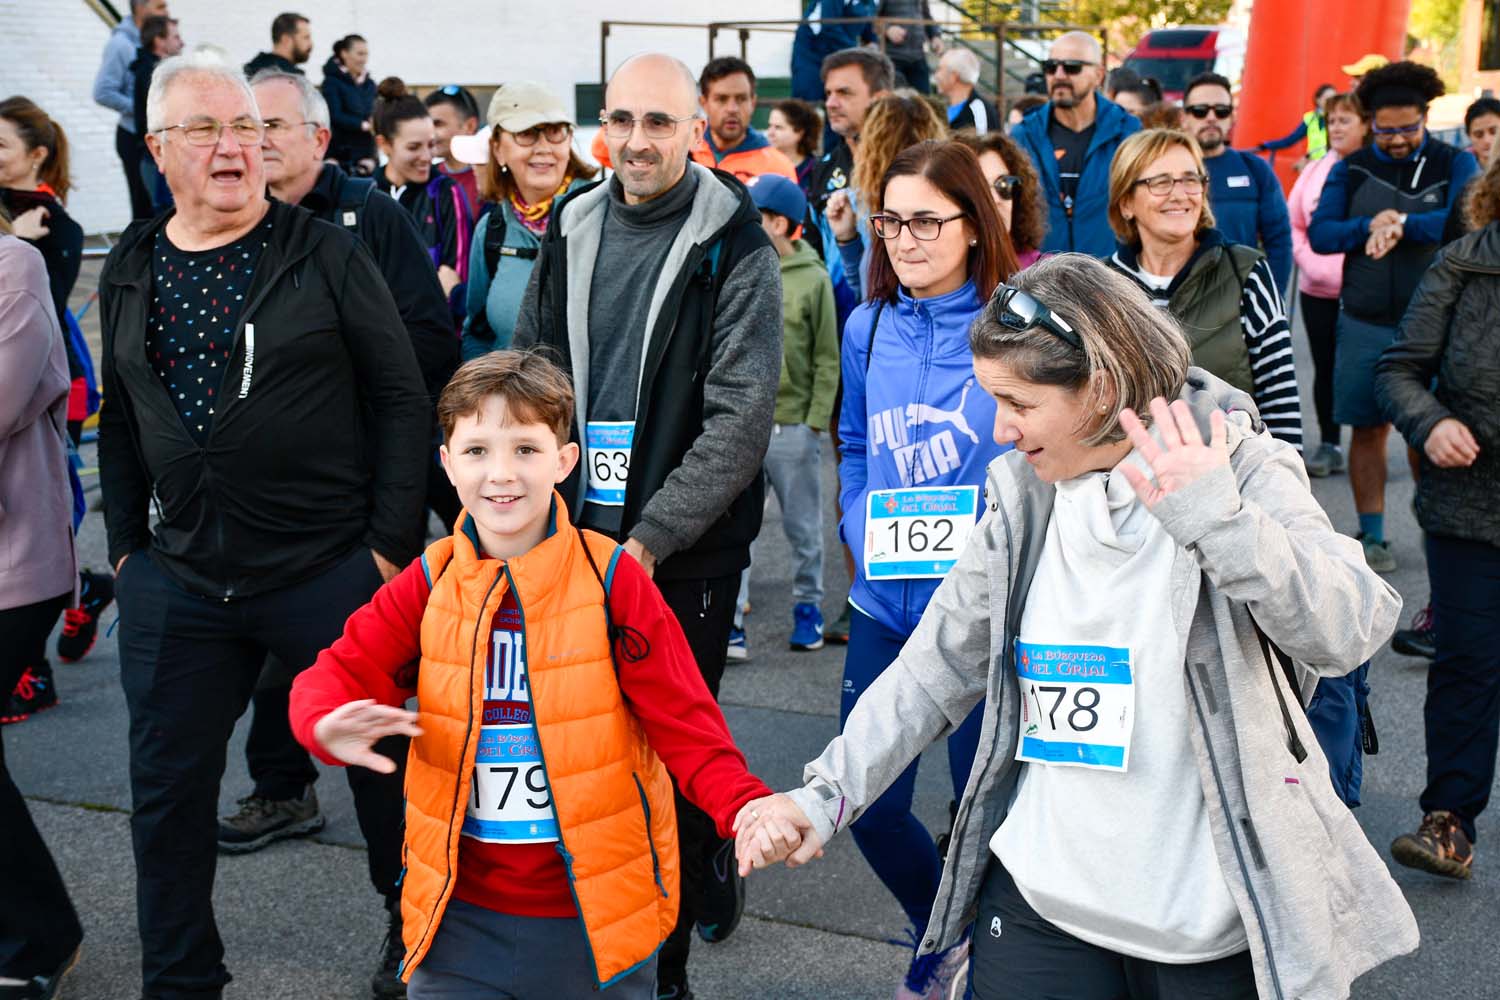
[1013,94,1140,257]
[838,280,1010,636]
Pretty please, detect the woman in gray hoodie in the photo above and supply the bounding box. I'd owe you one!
[735,254,1417,1000]
[0,226,82,994]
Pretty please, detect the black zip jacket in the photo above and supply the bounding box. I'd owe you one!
[319,57,377,167]
[97,199,430,598]
[1376,221,1500,549]
[299,162,458,404]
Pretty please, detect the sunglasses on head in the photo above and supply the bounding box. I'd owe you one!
[1185,103,1234,120]
[1043,59,1095,76]
[992,174,1021,200]
[992,285,1081,351]
[437,84,479,118]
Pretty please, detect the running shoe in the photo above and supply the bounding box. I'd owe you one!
[825,603,853,645]
[371,899,406,999]
[1356,533,1396,574]
[726,626,749,662]
[896,937,970,1000]
[1390,603,1435,659]
[2,664,57,725]
[695,839,746,944]
[56,569,115,663]
[0,944,80,999]
[217,786,325,854]
[656,984,695,1000]
[1302,442,1345,478]
[1391,810,1473,880]
[790,602,825,651]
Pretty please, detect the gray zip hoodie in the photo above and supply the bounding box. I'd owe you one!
[787,369,1418,999]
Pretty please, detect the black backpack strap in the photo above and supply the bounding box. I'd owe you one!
[1249,615,1309,763]
[335,176,376,235]
[863,299,886,374]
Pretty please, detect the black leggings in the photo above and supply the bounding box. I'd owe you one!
[970,862,1257,1000]
[1300,292,1341,446]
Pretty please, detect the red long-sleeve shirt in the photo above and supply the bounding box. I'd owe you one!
[289,548,770,916]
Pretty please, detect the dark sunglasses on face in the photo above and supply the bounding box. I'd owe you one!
[1185,103,1234,120]
[992,285,1082,351]
[992,175,1021,200]
[1043,59,1096,77]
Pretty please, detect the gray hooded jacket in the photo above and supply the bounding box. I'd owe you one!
[787,370,1417,1000]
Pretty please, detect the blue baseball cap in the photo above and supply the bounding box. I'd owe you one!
[747,173,807,225]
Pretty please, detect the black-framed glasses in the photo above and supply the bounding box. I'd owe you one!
[1372,120,1423,137]
[157,116,265,147]
[992,175,1021,201]
[600,110,699,139]
[1133,172,1207,196]
[510,122,572,146]
[1185,103,1234,120]
[1043,59,1096,76]
[992,285,1082,350]
[262,118,318,139]
[870,212,966,241]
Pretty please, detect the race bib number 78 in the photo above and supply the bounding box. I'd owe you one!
[1015,640,1135,772]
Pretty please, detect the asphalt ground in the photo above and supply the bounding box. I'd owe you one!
[6,260,1496,998]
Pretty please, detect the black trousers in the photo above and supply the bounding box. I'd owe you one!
[890,53,932,93]
[0,592,81,981]
[116,547,404,999]
[1299,292,1341,446]
[653,572,740,991]
[1421,533,1500,843]
[971,862,1257,1000]
[116,126,153,221]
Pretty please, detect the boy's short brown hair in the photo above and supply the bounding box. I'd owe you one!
[437,350,575,444]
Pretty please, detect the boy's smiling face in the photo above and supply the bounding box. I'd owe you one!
[440,397,579,559]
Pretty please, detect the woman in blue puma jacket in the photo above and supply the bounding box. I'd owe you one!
[836,140,1016,998]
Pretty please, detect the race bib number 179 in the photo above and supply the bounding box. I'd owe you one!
[1014,640,1135,772]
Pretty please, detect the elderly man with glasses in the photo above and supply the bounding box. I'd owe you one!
[1013,29,1141,256]
[97,51,429,1000]
[511,51,781,1000]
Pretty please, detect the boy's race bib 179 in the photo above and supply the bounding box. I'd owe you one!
[1014,639,1135,772]
[585,421,633,507]
[864,485,979,580]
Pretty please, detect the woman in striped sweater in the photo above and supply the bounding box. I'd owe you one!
[1104,128,1303,450]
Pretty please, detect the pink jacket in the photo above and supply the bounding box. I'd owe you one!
[1288,151,1344,299]
[0,236,75,610]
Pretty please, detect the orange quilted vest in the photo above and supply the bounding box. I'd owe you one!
[398,502,680,986]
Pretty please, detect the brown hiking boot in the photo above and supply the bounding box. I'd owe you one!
[1391,810,1474,880]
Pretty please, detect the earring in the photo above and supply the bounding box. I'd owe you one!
[500,163,509,174]
[1122,212,1133,220]
[969,239,978,246]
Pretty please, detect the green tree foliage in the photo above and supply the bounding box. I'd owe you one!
[1409,0,1463,90]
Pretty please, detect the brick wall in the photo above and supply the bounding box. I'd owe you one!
[2,0,799,235]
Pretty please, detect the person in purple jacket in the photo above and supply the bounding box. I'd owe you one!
[836,139,1015,1000]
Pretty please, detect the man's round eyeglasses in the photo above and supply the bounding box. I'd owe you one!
[599,110,700,139]
[262,118,318,139]
[157,117,265,147]
[870,213,966,241]
[1132,172,1207,196]
[510,123,572,146]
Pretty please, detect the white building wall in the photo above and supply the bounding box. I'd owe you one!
[2,0,802,234]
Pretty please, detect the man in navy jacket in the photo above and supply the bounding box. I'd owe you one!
[1013,31,1140,257]
[1182,72,1294,294]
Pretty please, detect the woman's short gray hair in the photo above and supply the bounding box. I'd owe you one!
[969,253,1191,445]
[249,68,331,129]
[146,50,260,133]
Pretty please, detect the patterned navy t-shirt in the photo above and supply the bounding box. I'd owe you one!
[147,218,272,444]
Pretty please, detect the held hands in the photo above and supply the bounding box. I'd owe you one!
[313,699,423,773]
[1118,398,1230,510]
[733,793,825,877]
[1425,417,1481,468]
[826,190,857,243]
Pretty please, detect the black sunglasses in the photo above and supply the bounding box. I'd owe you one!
[992,285,1081,350]
[992,174,1021,200]
[1185,103,1234,120]
[1043,59,1096,76]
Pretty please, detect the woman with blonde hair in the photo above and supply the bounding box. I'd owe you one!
[827,91,948,299]
[1104,128,1303,450]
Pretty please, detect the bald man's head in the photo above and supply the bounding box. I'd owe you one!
[1045,31,1104,110]
[601,52,705,203]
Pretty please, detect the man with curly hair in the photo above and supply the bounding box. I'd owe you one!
[1309,61,1479,575]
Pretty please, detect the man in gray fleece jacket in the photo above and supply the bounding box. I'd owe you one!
[512,52,781,1000]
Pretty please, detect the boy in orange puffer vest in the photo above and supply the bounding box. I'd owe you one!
[289,351,785,997]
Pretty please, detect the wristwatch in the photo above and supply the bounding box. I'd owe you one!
[1397,212,1408,225]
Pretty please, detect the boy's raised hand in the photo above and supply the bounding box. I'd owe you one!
[314,699,423,774]
[733,793,824,876]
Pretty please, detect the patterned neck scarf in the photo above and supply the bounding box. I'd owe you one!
[509,175,573,236]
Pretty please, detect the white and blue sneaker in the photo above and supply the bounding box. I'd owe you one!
[726,626,749,662]
[790,602,824,651]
